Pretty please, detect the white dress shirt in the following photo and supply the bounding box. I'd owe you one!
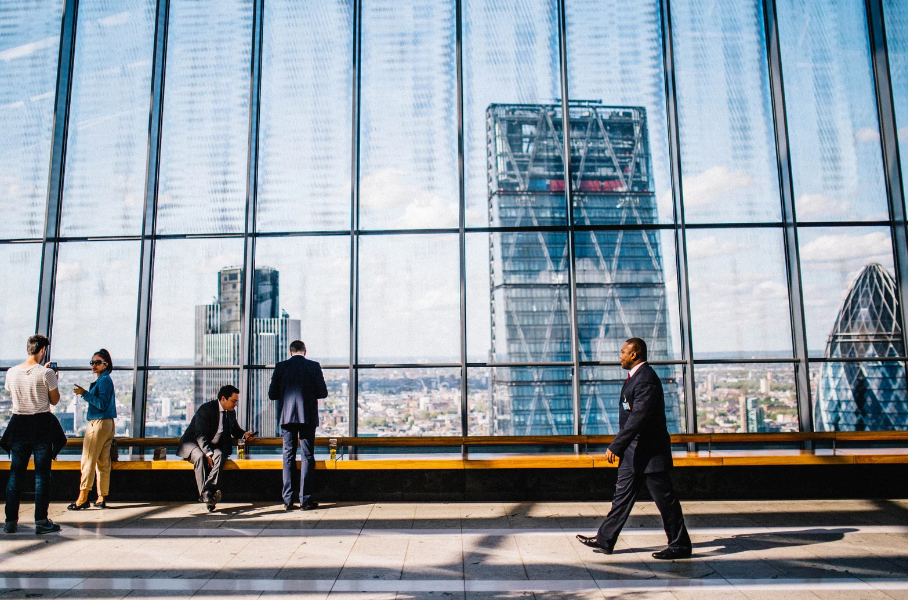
[628,361,647,379]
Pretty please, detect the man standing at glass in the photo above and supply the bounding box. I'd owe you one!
[576,338,692,560]
[268,340,328,511]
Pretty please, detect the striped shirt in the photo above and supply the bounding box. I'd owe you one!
[4,363,58,415]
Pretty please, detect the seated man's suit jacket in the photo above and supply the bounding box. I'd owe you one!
[177,400,246,459]
[606,363,673,473]
[268,355,328,428]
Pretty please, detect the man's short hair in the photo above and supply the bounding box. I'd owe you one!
[27,334,50,356]
[625,337,648,362]
[217,385,240,401]
[289,340,306,353]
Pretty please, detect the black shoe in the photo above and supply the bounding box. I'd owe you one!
[284,503,296,511]
[67,501,91,511]
[576,534,612,554]
[35,519,61,535]
[93,501,107,509]
[652,547,692,560]
[4,521,17,534]
[301,501,319,511]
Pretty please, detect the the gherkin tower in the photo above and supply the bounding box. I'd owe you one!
[815,263,908,431]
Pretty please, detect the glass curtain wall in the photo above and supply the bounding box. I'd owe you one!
[3,0,908,440]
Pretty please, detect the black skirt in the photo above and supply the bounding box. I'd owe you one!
[0,412,68,459]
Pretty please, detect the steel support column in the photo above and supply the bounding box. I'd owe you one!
[36,0,79,343]
[762,0,813,432]
[660,0,697,440]
[349,0,363,438]
[456,0,469,439]
[239,0,266,427]
[866,0,908,381]
[132,0,170,438]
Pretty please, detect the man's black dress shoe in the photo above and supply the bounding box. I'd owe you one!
[652,547,692,560]
[301,501,319,511]
[284,503,296,511]
[576,534,612,554]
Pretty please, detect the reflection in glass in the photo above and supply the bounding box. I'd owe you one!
[358,368,460,436]
[248,367,348,438]
[811,361,908,432]
[256,0,352,232]
[463,0,560,227]
[581,365,684,435]
[155,0,252,234]
[359,0,458,229]
[0,243,41,362]
[695,363,798,433]
[52,241,141,365]
[686,229,792,358]
[564,0,673,223]
[253,236,350,365]
[576,229,681,362]
[145,369,238,437]
[884,0,908,205]
[797,227,897,356]
[0,0,62,239]
[60,0,155,236]
[778,0,888,221]
[53,370,133,437]
[358,235,460,363]
[671,0,781,223]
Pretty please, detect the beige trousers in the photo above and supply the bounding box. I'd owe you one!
[80,418,115,495]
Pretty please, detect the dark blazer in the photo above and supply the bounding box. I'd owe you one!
[268,355,328,428]
[607,363,673,473]
[177,400,245,459]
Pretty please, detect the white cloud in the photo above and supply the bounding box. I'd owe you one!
[685,235,744,260]
[681,166,754,208]
[856,127,881,143]
[799,231,891,264]
[359,168,455,229]
[796,193,850,219]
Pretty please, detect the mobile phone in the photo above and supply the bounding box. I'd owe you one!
[248,431,259,437]
[47,362,58,373]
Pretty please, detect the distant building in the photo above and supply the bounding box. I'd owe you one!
[486,102,682,435]
[815,264,908,431]
[746,397,765,433]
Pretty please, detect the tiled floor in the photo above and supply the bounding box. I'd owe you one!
[0,499,907,599]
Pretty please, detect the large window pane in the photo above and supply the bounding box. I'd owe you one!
[582,364,685,435]
[576,229,681,362]
[249,367,348,438]
[778,0,889,221]
[671,0,782,223]
[464,0,562,227]
[149,238,244,366]
[481,365,572,435]
[256,0,352,232]
[51,241,141,365]
[811,360,908,431]
[798,227,898,358]
[884,0,908,206]
[565,0,673,225]
[358,234,460,364]
[0,0,62,239]
[53,370,133,437]
[0,243,41,362]
[145,369,238,437]
[60,0,155,236]
[358,368,460,436]
[359,0,458,230]
[686,228,792,359]
[155,0,252,234]
[696,363,799,433]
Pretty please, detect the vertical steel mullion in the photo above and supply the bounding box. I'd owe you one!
[660,0,697,441]
[867,0,908,376]
[349,0,362,438]
[456,0,468,440]
[36,0,79,343]
[556,0,581,436]
[133,0,170,438]
[763,0,813,432]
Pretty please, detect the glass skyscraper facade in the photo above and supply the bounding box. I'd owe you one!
[2,0,908,440]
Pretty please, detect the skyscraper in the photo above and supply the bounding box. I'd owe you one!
[815,263,908,431]
[487,102,682,435]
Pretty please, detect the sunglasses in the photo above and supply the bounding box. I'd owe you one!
[89,360,107,366]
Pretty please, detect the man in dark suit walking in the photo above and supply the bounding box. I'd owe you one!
[576,338,692,560]
[268,340,328,511]
[177,385,255,511]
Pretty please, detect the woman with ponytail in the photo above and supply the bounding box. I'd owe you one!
[69,349,116,510]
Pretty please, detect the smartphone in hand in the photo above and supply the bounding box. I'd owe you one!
[47,362,58,373]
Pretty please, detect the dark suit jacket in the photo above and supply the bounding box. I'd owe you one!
[268,355,328,428]
[177,400,246,459]
[607,363,673,473]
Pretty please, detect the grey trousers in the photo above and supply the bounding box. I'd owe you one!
[188,447,224,500]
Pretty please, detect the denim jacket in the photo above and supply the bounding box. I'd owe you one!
[82,371,117,421]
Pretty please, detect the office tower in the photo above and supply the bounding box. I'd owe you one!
[746,397,765,433]
[487,102,682,435]
[815,263,908,431]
